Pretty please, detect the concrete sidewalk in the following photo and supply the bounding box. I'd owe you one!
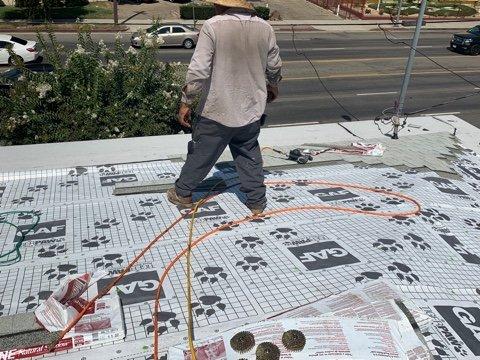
[78,18,476,32]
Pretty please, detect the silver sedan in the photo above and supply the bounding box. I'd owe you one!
[131,24,199,49]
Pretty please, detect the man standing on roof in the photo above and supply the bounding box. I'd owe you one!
[167,0,282,215]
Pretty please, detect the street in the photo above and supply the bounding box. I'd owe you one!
[3,30,480,129]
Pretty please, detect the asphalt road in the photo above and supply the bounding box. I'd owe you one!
[3,30,480,129]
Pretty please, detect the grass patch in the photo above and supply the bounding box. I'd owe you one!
[0,2,112,20]
[0,22,126,31]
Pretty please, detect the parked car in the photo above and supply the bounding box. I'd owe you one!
[0,35,42,65]
[450,25,480,55]
[131,24,199,49]
[0,63,54,94]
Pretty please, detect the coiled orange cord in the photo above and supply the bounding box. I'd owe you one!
[48,179,421,359]
[152,179,421,359]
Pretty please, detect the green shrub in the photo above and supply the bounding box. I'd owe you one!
[65,0,89,6]
[0,29,184,145]
[179,4,214,19]
[180,4,269,20]
[255,6,269,20]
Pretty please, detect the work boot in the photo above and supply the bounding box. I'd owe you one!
[247,204,266,216]
[167,188,194,208]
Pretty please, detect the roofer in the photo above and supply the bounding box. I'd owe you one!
[167,0,282,215]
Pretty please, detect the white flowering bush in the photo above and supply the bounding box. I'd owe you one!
[0,28,186,145]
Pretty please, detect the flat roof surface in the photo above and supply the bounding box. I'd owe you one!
[0,116,480,359]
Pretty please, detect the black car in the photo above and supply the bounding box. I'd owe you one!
[0,63,53,94]
[450,25,480,55]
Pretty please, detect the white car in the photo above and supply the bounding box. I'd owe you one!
[0,35,41,65]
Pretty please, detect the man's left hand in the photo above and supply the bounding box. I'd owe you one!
[178,103,192,128]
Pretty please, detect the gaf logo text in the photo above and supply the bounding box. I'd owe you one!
[423,177,468,196]
[439,234,480,265]
[97,270,165,305]
[99,174,138,187]
[179,201,227,219]
[14,220,66,242]
[308,187,359,202]
[435,305,480,355]
[288,241,360,271]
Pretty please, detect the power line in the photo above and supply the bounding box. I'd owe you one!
[290,25,363,126]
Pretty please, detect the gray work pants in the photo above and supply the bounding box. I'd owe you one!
[175,117,266,209]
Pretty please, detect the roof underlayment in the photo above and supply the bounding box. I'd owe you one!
[0,116,480,359]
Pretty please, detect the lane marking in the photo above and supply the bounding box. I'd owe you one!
[283,55,461,64]
[283,69,480,80]
[357,91,397,96]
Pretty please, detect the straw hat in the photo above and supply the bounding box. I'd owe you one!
[204,0,253,11]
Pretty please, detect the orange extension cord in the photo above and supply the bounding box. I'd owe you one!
[50,179,421,359]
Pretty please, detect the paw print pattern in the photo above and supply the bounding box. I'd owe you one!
[139,311,180,335]
[97,165,116,174]
[236,256,267,271]
[44,264,78,281]
[393,182,414,189]
[59,180,79,187]
[157,172,176,179]
[38,244,67,258]
[265,170,288,177]
[389,215,416,226]
[269,228,298,240]
[420,208,450,224]
[382,172,402,179]
[272,195,295,203]
[139,198,161,207]
[17,210,42,220]
[235,236,264,249]
[130,212,155,221]
[270,184,290,191]
[353,164,370,169]
[27,185,48,192]
[68,166,88,177]
[375,186,393,192]
[404,168,419,174]
[464,218,480,230]
[404,233,431,250]
[381,197,405,205]
[81,235,110,248]
[355,203,380,211]
[471,202,480,209]
[387,262,419,284]
[248,215,271,223]
[92,254,124,268]
[213,220,239,231]
[94,218,120,229]
[355,271,383,283]
[293,179,311,187]
[373,238,403,252]
[191,295,226,317]
[0,303,4,316]
[194,267,228,284]
[11,196,34,205]
[21,290,53,311]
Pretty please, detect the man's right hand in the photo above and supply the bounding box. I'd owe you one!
[178,103,192,128]
[267,84,279,103]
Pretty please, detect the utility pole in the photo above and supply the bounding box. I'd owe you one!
[392,0,427,139]
[394,0,403,26]
[113,0,119,26]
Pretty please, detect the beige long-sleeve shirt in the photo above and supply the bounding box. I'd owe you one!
[181,9,282,128]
